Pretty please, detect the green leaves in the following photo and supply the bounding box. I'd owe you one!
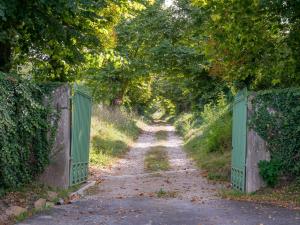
[0,0,145,80]
[0,73,58,189]
[192,0,300,90]
[251,88,300,182]
[258,160,281,187]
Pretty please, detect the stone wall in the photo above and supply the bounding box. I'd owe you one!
[39,84,71,189]
[245,94,270,193]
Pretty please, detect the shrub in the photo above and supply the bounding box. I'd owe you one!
[200,112,232,153]
[0,73,58,189]
[258,160,281,187]
[175,94,232,181]
[174,113,195,136]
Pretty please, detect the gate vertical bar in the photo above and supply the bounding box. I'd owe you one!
[231,88,248,192]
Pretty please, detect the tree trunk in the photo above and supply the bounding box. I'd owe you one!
[0,42,12,73]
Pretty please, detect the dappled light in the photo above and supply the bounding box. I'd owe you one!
[1,0,300,224]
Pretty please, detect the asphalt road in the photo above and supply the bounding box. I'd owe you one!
[18,197,300,225]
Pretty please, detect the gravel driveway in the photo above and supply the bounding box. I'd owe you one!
[18,124,300,225]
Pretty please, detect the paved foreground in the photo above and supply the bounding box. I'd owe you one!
[19,124,300,225]
[18,197,300,225]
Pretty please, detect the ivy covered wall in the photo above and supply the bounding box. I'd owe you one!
[250,88,300,186]
[0,73,58,190]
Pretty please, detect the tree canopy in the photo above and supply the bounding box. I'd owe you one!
[0,0,145,80]
[1,0,300,113]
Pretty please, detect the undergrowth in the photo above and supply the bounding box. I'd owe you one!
[175,94,232,182]
[89,105,142,167]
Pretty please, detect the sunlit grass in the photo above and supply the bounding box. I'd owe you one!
[90,105,142,167]
[180,113,232,182]
[175,96,232,182]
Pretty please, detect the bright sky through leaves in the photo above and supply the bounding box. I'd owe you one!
[164,0,174,7]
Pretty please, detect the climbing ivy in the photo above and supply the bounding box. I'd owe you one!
[0,73,59,190]
[250,88,300,185]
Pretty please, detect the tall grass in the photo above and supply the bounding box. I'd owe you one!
[90,105,142,167]
[175,94,232,181]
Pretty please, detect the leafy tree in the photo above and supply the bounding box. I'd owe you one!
[0,0,145,81]
[87,0,226,112]
[191,0,300,90]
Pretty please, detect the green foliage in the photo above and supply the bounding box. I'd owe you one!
[250,88,300,181]
[0,73,58,189]
[90,105,141,167]
[175,94,232,181]
[85,0,300,113]
[191,0,300,89]
[0,0,145,80]
[2,0,300,115]
[174,113,196,136]
[196,94,231,150]
[258,160,281,187]
[86,1,226,112]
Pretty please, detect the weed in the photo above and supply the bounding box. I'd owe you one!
[148,172,163,177]
[144,147,170,172]
[155,188,177,198]
[14,207,51,223]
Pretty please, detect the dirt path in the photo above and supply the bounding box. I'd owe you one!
[19,124,300,225]
[87,124,218,202]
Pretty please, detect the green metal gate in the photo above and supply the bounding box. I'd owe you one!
[70,85,92,186]
[231,88,248,192]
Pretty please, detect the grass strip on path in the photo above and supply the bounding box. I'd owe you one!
[144,147,170,172]
[155,130,168,141]
[155,188,178,198]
